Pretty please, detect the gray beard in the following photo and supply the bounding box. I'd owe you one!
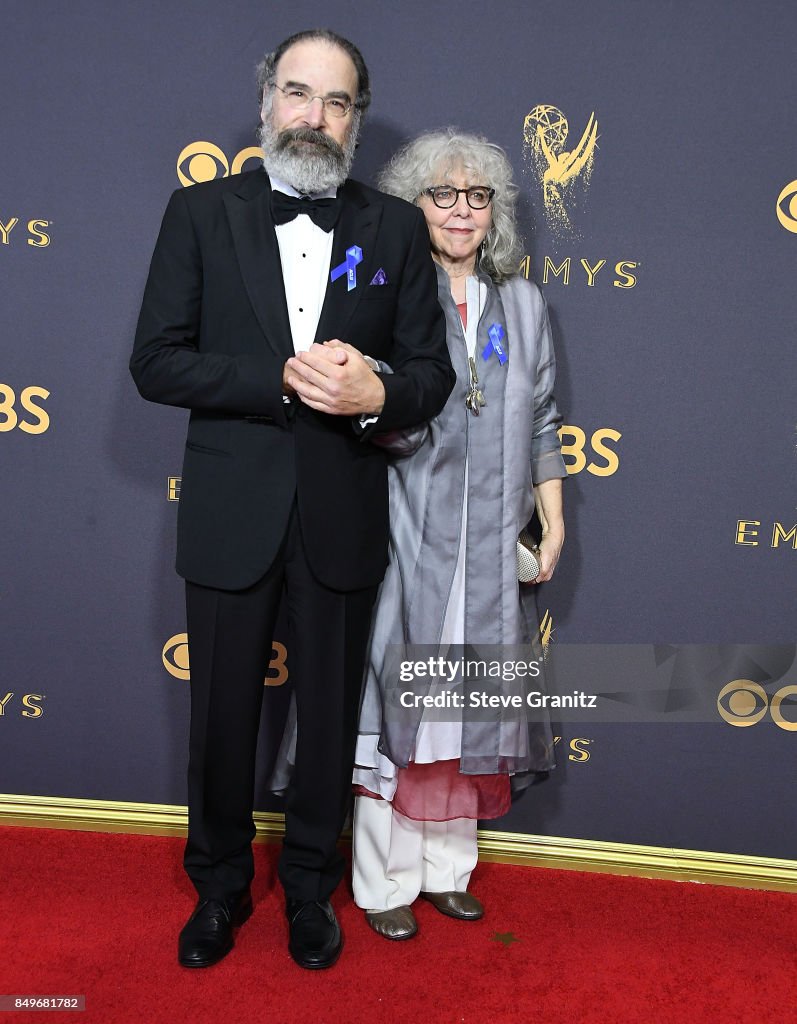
[258,118,358,194]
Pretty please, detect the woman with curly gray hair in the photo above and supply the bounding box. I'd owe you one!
[351,129,568,940]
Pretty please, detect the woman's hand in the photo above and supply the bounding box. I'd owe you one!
[530,478,565,584]
[534,529,564,584]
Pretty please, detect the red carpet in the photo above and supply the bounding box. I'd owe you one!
[1,826,794,1023]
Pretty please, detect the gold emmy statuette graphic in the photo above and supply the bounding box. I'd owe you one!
[523,105,598,236]
[539,609,554,655]
[177,142,264,187]
[776,180,797,233]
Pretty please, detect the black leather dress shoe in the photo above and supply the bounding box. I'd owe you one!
[178,890,253,968]
[286,899,342,969]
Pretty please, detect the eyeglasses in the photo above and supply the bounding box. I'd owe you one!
[272,83,352,118]
[420,185,495,210]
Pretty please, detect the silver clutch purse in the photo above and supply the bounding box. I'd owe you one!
[517,528,541,582]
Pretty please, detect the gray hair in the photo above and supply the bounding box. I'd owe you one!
[378,128,522,283]
[256,29,371,115]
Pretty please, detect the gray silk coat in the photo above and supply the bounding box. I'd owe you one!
[357,265,567,785]
[271,267,567,795]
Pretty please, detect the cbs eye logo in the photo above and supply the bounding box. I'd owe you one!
[162,632,288,686]
[162,633,191,680]
[177,142,264,187]
[776,180,797,233]
[717,679,797,731]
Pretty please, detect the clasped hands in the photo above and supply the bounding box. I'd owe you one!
[284,340,385,417]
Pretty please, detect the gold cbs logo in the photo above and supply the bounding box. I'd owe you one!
[177,142,263,187]
[162,633,288,686]
[0,383,50,434]
[717,679,797,731]
[775,180,797,233]
[558,425,620,476]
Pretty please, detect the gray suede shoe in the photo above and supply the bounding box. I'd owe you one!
[420,891,484,920]
[364,905,418,940]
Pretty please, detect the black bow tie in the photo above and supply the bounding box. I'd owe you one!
[270,191,341,232]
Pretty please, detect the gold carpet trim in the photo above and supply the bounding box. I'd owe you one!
[1,793,794,893]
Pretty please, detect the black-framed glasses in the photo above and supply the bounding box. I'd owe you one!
[272,83,352,118]
[420,185,495,210]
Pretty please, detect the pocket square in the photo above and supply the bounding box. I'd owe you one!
[369,268,388,285]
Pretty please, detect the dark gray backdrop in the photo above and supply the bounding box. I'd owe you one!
[2,0,795,859]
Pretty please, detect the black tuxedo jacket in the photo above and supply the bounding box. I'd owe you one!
[131,169,453,592]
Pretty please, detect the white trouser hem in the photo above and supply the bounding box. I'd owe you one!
[352,795,478,912]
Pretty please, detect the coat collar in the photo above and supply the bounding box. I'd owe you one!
[223,170,292,358]
[223,169,383,358]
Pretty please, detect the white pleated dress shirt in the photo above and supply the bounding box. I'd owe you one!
[270,175,336,353]
[271,175,380,422]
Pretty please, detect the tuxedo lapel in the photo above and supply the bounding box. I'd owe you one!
[223,170,294,359]
[314,180,383,345]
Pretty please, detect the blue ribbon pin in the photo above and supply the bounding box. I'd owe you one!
[482,323,508,365]
[330,245,363,292]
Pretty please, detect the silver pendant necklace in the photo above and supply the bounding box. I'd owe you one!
[463,276,486,416]
[465,356,486,416]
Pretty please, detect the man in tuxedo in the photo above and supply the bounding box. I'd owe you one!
[130,29,453,970]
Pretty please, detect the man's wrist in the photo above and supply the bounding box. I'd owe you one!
[366,378,385,416]
[361,357,385,415]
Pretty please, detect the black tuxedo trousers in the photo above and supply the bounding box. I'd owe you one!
[184,508,378,902]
